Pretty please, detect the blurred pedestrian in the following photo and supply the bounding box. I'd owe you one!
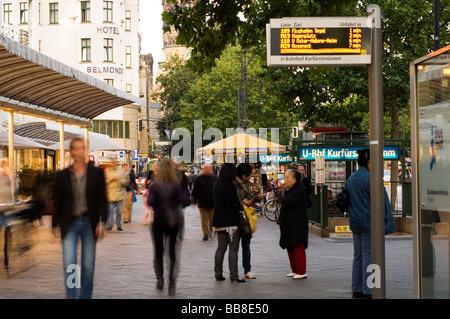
[122,163,138,223]
[276,169,309,279]
[236,163,264,279]
[212,163,245,283]
[105,159,129,231]
[191,163,217,241]
[344,149,394,299]
[142,162,158,225]
[52,137,108,299]
[187,169,196,193]
[0,158,13,228]
[147,158,189,296]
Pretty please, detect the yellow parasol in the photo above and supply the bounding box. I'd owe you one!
[195,133,286,157]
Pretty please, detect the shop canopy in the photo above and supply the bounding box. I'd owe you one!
[47,134,131,152]
[0,131,49,149]
[0,34,144,126]
[195,133,286,157]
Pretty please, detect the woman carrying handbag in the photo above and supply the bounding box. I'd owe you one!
[212,163,246,283]
[235,163,265,280]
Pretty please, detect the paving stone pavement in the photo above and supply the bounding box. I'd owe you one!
[0,195,414,300]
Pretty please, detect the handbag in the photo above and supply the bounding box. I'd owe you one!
[238,211,252,239]
[243,204,257,233]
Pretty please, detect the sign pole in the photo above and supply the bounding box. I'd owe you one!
[367,4,385,299]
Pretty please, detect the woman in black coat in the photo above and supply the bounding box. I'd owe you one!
[276,169,309,279]
[212,163,246,283]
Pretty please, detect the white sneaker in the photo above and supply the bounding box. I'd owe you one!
[286,273,296,277]
[245,272,256,279]
[293,273,308,279]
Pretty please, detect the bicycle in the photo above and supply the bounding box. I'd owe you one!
[1,201,39,278]
[262,186,282,222]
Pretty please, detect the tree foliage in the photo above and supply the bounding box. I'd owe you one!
[162,0,450,141]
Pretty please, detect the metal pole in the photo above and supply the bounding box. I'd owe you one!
[368,4,385,299]
[243,51,248,130]
[434,0,440,51]
[7,110,15,203]
[59,122,65,170]
[146,67,151,155]
[84,127,89,163]
[237,87,241,128]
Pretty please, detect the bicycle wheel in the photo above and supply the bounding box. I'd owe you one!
[263,199,281,222]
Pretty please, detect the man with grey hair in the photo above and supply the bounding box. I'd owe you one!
[52,137,108,299]
[191,163,217,241]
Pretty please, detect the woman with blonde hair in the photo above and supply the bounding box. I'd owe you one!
[147,158,189,295]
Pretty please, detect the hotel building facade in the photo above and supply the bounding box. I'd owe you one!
[1,0,143,161]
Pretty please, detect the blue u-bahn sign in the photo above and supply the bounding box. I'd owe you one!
[299,146,399,161]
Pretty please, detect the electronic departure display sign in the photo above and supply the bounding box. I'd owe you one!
[267,17,372,66]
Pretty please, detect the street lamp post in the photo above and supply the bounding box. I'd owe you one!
[236,50,254,130]
[434,0,440,51]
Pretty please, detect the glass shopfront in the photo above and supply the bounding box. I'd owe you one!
[411,45,450,298]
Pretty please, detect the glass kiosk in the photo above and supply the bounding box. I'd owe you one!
[410,45,450,298]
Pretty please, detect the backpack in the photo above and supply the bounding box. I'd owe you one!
[335,188,350,213]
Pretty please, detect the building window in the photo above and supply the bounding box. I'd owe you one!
[125,121,130,138]
[3,4,12,24]
[90,120,129,139]
[81,1,91,22]
[103,38,113,62]
[20,2,28,24]
[81,38,91,62]
[105,79,114,86]
[125,10,131,31]
[49,3,58,24]
[126,84,132,93]
[126,46,132,68]
[103,1,113,23]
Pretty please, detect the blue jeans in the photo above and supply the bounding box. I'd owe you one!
[241,236,251,274]
[107,200,123,230]
[352,232,372,295]
[62,216,97,299]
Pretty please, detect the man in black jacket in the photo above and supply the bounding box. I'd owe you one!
[191,163,217,241]
[52,137,108,299]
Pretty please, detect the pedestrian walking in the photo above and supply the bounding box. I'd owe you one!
[51,137,108,299]
[235,163,264,279]
[147,158,189,296]
[191,163,217,241]
[0,158,13,228]
[122,163,138,223]
[212,163,245,283]
[276,169,309,279]
[142,162,158,225]
[105,159,129,231]
[344,148,395,299]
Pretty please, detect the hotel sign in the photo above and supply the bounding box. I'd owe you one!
[86,66,124,74]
